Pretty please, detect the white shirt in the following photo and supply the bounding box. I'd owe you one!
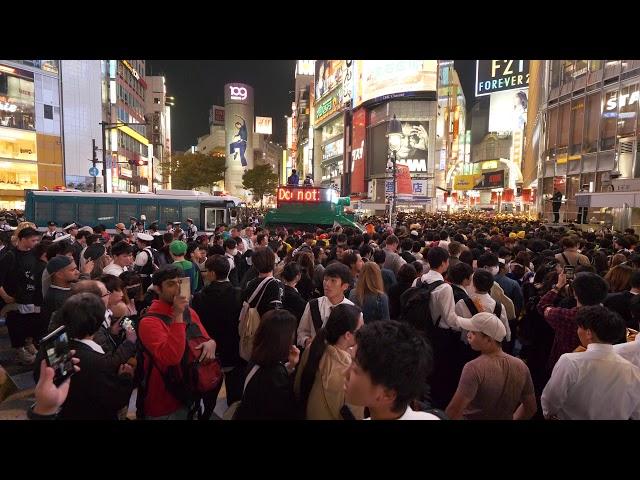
[297,296,357,347]
[225,252,236,272]
[411,270,465,331]
[134,248,152,268]
[77,338,105,354]
[455,292,511,342]
[541,343,640,420]
[614,335,640,369]
[102,263,125,277]
[365,406,440,420]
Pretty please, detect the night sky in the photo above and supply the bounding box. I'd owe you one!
[149,60,478,152]
[147,60,296,151]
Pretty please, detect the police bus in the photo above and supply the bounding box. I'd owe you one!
[24,189,245,232]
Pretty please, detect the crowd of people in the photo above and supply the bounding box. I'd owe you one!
[4,210,640,420]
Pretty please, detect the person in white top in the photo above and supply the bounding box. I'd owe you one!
[541,305,640,420]
[297,262,359,348]
[344,320,439,420]
[614,332,640,369]
[102,241,133,277]
[456,269,511,342]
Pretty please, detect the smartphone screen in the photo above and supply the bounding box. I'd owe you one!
[564,265,575,281]
[40,326,75,386]
[179,276,191,298]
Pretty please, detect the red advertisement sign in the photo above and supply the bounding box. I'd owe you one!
[350,108,366,195]
[396,164,413,195]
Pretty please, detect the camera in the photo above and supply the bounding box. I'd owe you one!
[120,317,133,331]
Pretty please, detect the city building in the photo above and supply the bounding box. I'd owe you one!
[528,60,640,224]
[60,60,103,192]
[453,60,529,213]
[144,75,173,190]
[0,60,63,209]
[292,60,314,181]
[106,60,152,193]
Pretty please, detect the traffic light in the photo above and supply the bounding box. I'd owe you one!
[128,158,148,166]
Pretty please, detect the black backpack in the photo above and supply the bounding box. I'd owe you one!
[399,279,445,337]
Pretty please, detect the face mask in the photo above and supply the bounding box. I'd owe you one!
[488,266,499,276]
[246,257,253,266]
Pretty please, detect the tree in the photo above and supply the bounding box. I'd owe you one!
[160,151,226,192]
[242,164,279,207]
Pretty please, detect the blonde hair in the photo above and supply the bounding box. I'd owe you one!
[12,221,37,245]
[354,261,384,305]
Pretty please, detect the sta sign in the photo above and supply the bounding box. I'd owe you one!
[606,90,640,111]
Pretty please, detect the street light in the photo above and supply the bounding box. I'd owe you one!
[386,114,403,228]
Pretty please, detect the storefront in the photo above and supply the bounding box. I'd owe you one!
[0,64,38,208]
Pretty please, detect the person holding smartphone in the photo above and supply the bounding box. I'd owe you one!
[137,265,216,420]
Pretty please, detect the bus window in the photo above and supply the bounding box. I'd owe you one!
[96,202,116,225]
[204,208,224,231]
[35,201,52,226]
[161,205,179,225]
[230,207,239,225]
[78,202,95,226]
[118,203,138,224]
[182,204,200,226]
[140,204,158,225]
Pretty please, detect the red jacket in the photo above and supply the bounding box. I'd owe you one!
[139,299,211,417]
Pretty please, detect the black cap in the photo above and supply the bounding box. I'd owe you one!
[48,221,57,227]
[84,243,106,261]
[111,240,132,256]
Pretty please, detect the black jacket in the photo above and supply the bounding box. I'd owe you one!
[604,291,639,330]
[282,285,307,324]
[58,340,133,420]
[92,326,138,372]
[234,363,300,420]
[243,276,283,317]
[192,280,243,367]
[240,266,259,291]
[400,251,417,264]
[388,280,413,320]
[296,273,314,301]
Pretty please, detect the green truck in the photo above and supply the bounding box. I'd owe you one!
[264,186,364,232]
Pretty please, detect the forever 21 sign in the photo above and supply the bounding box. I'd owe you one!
[476,60,529,97]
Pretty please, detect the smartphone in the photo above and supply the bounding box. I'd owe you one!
[563,265,575,281]
[179,276,191,298]
[40,326,75,386]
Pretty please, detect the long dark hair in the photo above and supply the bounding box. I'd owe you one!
[298,304,361,414]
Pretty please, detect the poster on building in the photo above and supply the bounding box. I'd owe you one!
[393,121,429,173]
[0,64,35,131]
[488,89,528,133]
[473,170,505,190]
[396,164,413,196]
[350,108,366,195]
[255,116,273,135]
[454,174,481,191]
[224,83,254,195]
[353,61,437,107]
[476,60,530,97]
[315,60,350,103]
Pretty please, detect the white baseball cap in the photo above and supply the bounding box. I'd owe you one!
[137,233,154,242]
[52,233,72,243]
[457,312,506,342]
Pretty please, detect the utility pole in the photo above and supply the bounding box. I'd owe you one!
[101,121,108,193]
[92,138,98,192]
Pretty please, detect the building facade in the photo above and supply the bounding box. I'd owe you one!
[144,75,173,191]
[0,60,63,209]
[529,60,640,222]
[106,60,152,193]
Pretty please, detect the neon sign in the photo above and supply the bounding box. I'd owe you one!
[277,187,321,203]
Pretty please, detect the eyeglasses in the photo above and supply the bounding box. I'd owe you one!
[101,292,110,298]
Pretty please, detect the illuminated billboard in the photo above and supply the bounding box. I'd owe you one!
[255,116,272,135]
[353,60,437,107]
[488,89,528,133]
[476,60,530,97]
[350,108,366,195]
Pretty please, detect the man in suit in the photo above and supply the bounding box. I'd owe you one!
[552,190,563,224]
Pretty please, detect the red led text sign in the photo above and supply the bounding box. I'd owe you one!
[277,187,321,205]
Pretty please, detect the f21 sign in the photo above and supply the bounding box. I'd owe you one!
[476,60,529,97]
